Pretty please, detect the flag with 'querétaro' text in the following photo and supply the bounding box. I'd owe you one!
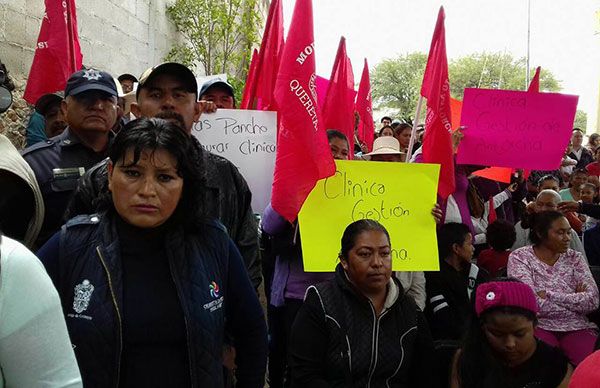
[420,6,455,199]
[24,0,82,104]
[272,0,335,222]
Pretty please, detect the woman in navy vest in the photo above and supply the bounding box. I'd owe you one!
[37,118,267,387]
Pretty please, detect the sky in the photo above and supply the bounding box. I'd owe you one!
[281,0,600,132]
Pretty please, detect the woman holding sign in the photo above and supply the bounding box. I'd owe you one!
[289,219,433,387]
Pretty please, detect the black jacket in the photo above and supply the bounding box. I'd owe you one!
[65,138,262,289]
[569,147,594,170]
[424,261,487,341]
[37,214,268,388]
[289,264,434,388]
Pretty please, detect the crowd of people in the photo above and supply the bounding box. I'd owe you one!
[1,61,600,388]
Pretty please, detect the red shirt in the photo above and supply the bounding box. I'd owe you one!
[586,162,600,176]
[478,249,510,278]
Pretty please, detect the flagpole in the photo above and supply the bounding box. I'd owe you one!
[405,95,424,162]
[526,0,531,89]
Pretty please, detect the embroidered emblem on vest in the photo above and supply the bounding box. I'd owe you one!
[73,279,94,313]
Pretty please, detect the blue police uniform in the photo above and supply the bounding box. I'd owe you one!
[21,128,110,247]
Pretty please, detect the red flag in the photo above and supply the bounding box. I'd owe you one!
[488,197,497,224]
[355,58,374,152]
[242,0,284,110]
[473,167,513,183]
[241,49,260,109]
[449,97,462,131]
[420,7,455,199]
[528,66,541,92]
[322,37,355,155]
[24,0,82,104]
[271,0,335,222]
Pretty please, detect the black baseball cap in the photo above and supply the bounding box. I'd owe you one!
[137,62,198,98]
[199,78,234,99]
[64,69,118,98]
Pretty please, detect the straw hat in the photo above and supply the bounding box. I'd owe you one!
[364,136,405,156]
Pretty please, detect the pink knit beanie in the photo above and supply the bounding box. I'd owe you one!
[475,281,538,317]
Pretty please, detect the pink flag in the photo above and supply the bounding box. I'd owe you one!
[24,0,82,104]
[322,37,355,155]
[420,7,455,199]
[271,0,335,222]
[355,58,374,152]
[241,0,284,110]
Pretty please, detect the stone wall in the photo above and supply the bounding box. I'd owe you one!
[0,0,182,147]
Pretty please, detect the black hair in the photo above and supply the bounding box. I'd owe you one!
[99,117,206,230]
[536,174,559,188]
[437,223,471,260]
[486,220,516,251]
[394,123,412,136]
[528,210,565,245]
[457,278,537,388]
[339,219,390,260]
[581,182,598,193]
[378,125,394,136]
[326,129,349,147]
[380,116,392,123]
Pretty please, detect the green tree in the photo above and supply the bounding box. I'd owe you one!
[573,110,588,130]
[449,52,561,99]
[370,53,427,122]
[165,0,262,101]
[371,51,562,121]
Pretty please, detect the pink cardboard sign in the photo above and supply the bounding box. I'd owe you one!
[456,88,578,170]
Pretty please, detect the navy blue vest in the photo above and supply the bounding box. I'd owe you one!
[57,214,230,387]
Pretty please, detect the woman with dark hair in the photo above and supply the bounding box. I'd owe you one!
[37,118,267,387]
[586,133,600,151]
[508,211,599,365]
[326,129,350,161]
[379,125,395,137]
[450,279,572,388]
[289,219,433,387]
[394,123,412,152]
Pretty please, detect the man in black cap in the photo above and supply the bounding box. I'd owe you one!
[22,68,120,247]
[199,78,236,109]
[67,63,262,290]
[117,73,138,94]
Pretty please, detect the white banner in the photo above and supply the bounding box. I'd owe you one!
[192,109,277,214]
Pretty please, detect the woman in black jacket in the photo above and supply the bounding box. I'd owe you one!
[289,219,433,388]
[37,118,267,388]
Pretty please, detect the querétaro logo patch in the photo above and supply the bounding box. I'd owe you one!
[210,281,220,298]
[73,279,94,313]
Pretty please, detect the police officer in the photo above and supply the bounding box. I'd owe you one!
[22,69,119,247]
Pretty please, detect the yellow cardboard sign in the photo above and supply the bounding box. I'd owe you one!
[298,160,441,272]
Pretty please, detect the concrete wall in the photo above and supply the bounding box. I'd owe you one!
[0,0,181,82]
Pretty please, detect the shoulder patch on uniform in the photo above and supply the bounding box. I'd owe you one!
[65,214,102,228]
[20,139,57,156]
